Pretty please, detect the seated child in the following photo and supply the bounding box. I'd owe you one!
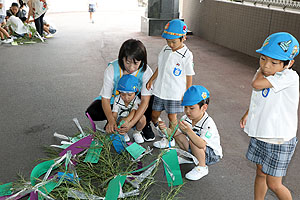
[6,2,26,22]
[112,74,146,144]
[43,19,56,37]
[159,85,223,180]
[6,15,28,36]
[0,0,13,43]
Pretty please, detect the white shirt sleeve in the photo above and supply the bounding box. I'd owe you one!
[266,69,298,93]
[99,64,115,99]
[140,66,153,96]
[185,52,195,76]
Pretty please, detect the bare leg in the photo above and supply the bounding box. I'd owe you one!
[254,164,268,200]
[174,132,189,151]
[267,175,292,200]
[151,110,162,125]
[190,141,206,166]
[135,115,146,131]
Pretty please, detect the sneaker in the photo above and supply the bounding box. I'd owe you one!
[153,138,175,149]
[124,133,130,142]
[178,156,194,165]
[142,124,155,142]
[133,131,144,144]
[185,166,208,181]
[3,38,13,44]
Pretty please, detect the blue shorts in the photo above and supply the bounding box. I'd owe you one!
[0,15,5,24]
[246,137,298,177]
[89,4,96,12]
[152,95,183,114]
[188,145,220,166]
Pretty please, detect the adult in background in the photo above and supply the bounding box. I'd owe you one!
[25,0,48,37]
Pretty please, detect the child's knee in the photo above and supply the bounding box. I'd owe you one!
[138,115,146,125]
[266,176,283,192]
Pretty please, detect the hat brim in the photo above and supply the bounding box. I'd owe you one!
[256,49,292,61]
[181,100,200,106]
[162,32,183,40]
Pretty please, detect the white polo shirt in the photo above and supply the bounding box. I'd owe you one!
[179,112,223,158]
[152,45,195,100]
[100,64,153,99]
[244,68,299,141]
[112,95,140,118]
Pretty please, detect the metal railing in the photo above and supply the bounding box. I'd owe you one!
[231,0,300,9]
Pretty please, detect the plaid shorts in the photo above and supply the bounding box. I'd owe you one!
[205,146,221,165]
[89,4,96,12]
[246,137,298,177]
[0,15,5,24]
[152,95,183,114]
[188,145,221,166]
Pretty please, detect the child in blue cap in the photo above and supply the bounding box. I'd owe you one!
[146,19,195,148]
[159,85,223,180]
[112,74,146,144]
[240,32,299,199]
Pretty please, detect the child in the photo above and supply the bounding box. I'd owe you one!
[159,85,222,180]
[0,0,13,44]
[112,74,146,144]
[240,32,299,200]
[85,39,155,141]
[146,19,195,148]
[6,15,28,36]
[6,2,26,22]
[88,0,97,23]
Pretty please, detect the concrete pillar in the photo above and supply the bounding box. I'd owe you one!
[141,0,180,36]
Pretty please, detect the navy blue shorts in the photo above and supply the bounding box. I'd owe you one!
[246,137,298,177]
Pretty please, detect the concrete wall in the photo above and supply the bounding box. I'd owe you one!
[182,0,300,71]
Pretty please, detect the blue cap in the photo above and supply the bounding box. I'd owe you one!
[256,32,299,61]
[181,85,210,106]
[117,75,139,93]
[162,19,188,40]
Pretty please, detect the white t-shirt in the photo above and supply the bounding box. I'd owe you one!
[0,0,5,16]
[112,95,141,118]
[244,68,299,141]
[152,45,195,100]
[100,63,153,99]
[179,112,223,157]
[7,16,28,35]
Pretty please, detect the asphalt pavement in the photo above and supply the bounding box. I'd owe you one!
[0,10,299,200]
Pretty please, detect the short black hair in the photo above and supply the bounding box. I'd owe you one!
[282,60,293,68]
[11,2,19,7]
[197,98,210,108]
[118,39,147,72]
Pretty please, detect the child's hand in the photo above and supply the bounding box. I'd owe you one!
[179,120,193,135]
[240,112,248,129]
[118,120,133,134]
[146,80,152,91]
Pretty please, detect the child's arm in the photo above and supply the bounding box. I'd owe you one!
[179,121,207,149]
[240,109,249,129]
[146,68,158,90]
[186,75,192,90]
[102,98,117,133]
[251,68,272,90]
[122,109,136,123]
